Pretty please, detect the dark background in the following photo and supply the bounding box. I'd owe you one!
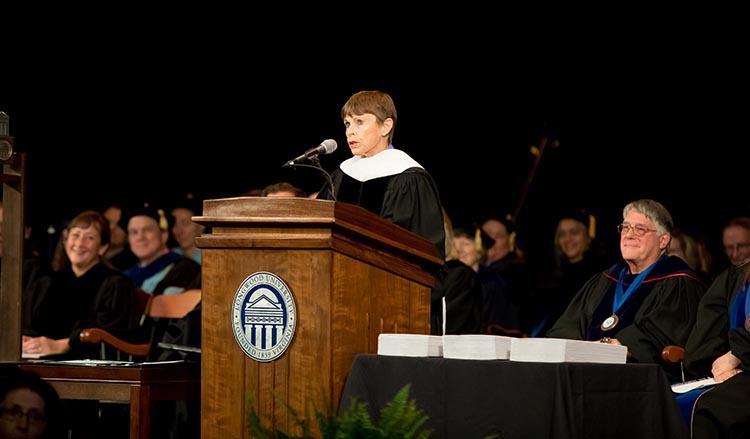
[1,51,747,271]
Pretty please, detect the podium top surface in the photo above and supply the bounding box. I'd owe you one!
[194,197,443,267]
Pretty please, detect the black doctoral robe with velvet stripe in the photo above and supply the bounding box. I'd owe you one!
[547,255,705,366]
[685,262,750,377]
[682,262,750,436]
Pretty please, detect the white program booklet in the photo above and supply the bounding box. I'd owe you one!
[510,338,628,364]
[442,334,513,360]
[21,352,44,359]
[377,333,443,357]
[671,377,716,394]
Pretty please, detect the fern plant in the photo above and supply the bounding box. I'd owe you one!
[249,384,431,439]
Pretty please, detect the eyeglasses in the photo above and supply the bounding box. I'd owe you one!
[617,223,657,237]
[724,243,750,254]
[0,406,47,425]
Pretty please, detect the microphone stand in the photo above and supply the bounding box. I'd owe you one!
[283,157,337,201]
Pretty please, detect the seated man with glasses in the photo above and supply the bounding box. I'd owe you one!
[0,370,64,439]
[548,199,705,378]
[722,217,750,266]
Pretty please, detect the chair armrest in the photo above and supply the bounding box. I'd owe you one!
[661,345,685,364]
[79,328,150,357]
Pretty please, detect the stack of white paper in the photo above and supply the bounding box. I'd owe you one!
[509,338,627,364]
[442,334,513,360]
[377,333,443,357]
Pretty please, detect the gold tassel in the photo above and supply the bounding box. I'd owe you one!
[588,214,596,239]
[474,228,485,259]
[158,209,169,231]
[474,228,482,250]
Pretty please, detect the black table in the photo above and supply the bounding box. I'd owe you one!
[340,354,687,439]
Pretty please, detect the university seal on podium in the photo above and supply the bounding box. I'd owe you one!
[232,271,297,362]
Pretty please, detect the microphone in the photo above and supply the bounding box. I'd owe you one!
[285,139,337,166]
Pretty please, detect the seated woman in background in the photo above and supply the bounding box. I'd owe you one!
[431,218,482,335]
[431,213,521,336]
[528,210,607,336]
[669,228,713,284]
[453,226,520,335]
[23,210,135,359]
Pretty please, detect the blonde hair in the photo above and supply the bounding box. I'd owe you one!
[443,209,457,262]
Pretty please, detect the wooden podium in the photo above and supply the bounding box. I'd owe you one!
[195,197,442,438]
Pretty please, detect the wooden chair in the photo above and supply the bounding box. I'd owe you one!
[661,345,687,382]
[80,289,201,359]
[661,345,685,364]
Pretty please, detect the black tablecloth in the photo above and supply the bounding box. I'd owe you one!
[340,354,687,439]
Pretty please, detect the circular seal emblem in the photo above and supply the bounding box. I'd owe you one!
[232,272,297,362]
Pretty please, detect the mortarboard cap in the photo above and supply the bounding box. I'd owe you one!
[127,202,170,231]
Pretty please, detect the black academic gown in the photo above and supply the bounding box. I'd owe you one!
[430,260,483,335]
[547,255,705,367]
[152,257,201,295]
[683,263,750,436]
[322,167,445,260]
[685,263,750,377]
[486,251,532,331]
[124,252,201,296]
[23,263,135,358]
[529,251,607,336]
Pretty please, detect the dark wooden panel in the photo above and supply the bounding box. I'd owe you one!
[48,381,131,401]
[197,235,331,249]
[257,362,275,432]
[202,249,246,439]
[210,227,332,238]
[272,350,289,432]
[131,385,150,439]
[330,253,430,409]
[18,363,198,382]
[409,282,432,335]
[283,250,331,436]
[331,253,371,409]
[0,155,26,361]
[331,232,437,287]
[202,197,335,220]
[197,232,435,287]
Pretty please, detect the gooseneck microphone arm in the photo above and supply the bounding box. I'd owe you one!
[282,139,339,201]
[283,159,337,201]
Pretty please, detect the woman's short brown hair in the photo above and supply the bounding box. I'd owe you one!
[341,90,397,144]
[68,210,110,246]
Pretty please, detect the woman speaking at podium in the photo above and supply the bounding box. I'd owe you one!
[319,90,445,259]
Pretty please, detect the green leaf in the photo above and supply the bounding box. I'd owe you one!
[376,385,431,439]
[247,384,431,438]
